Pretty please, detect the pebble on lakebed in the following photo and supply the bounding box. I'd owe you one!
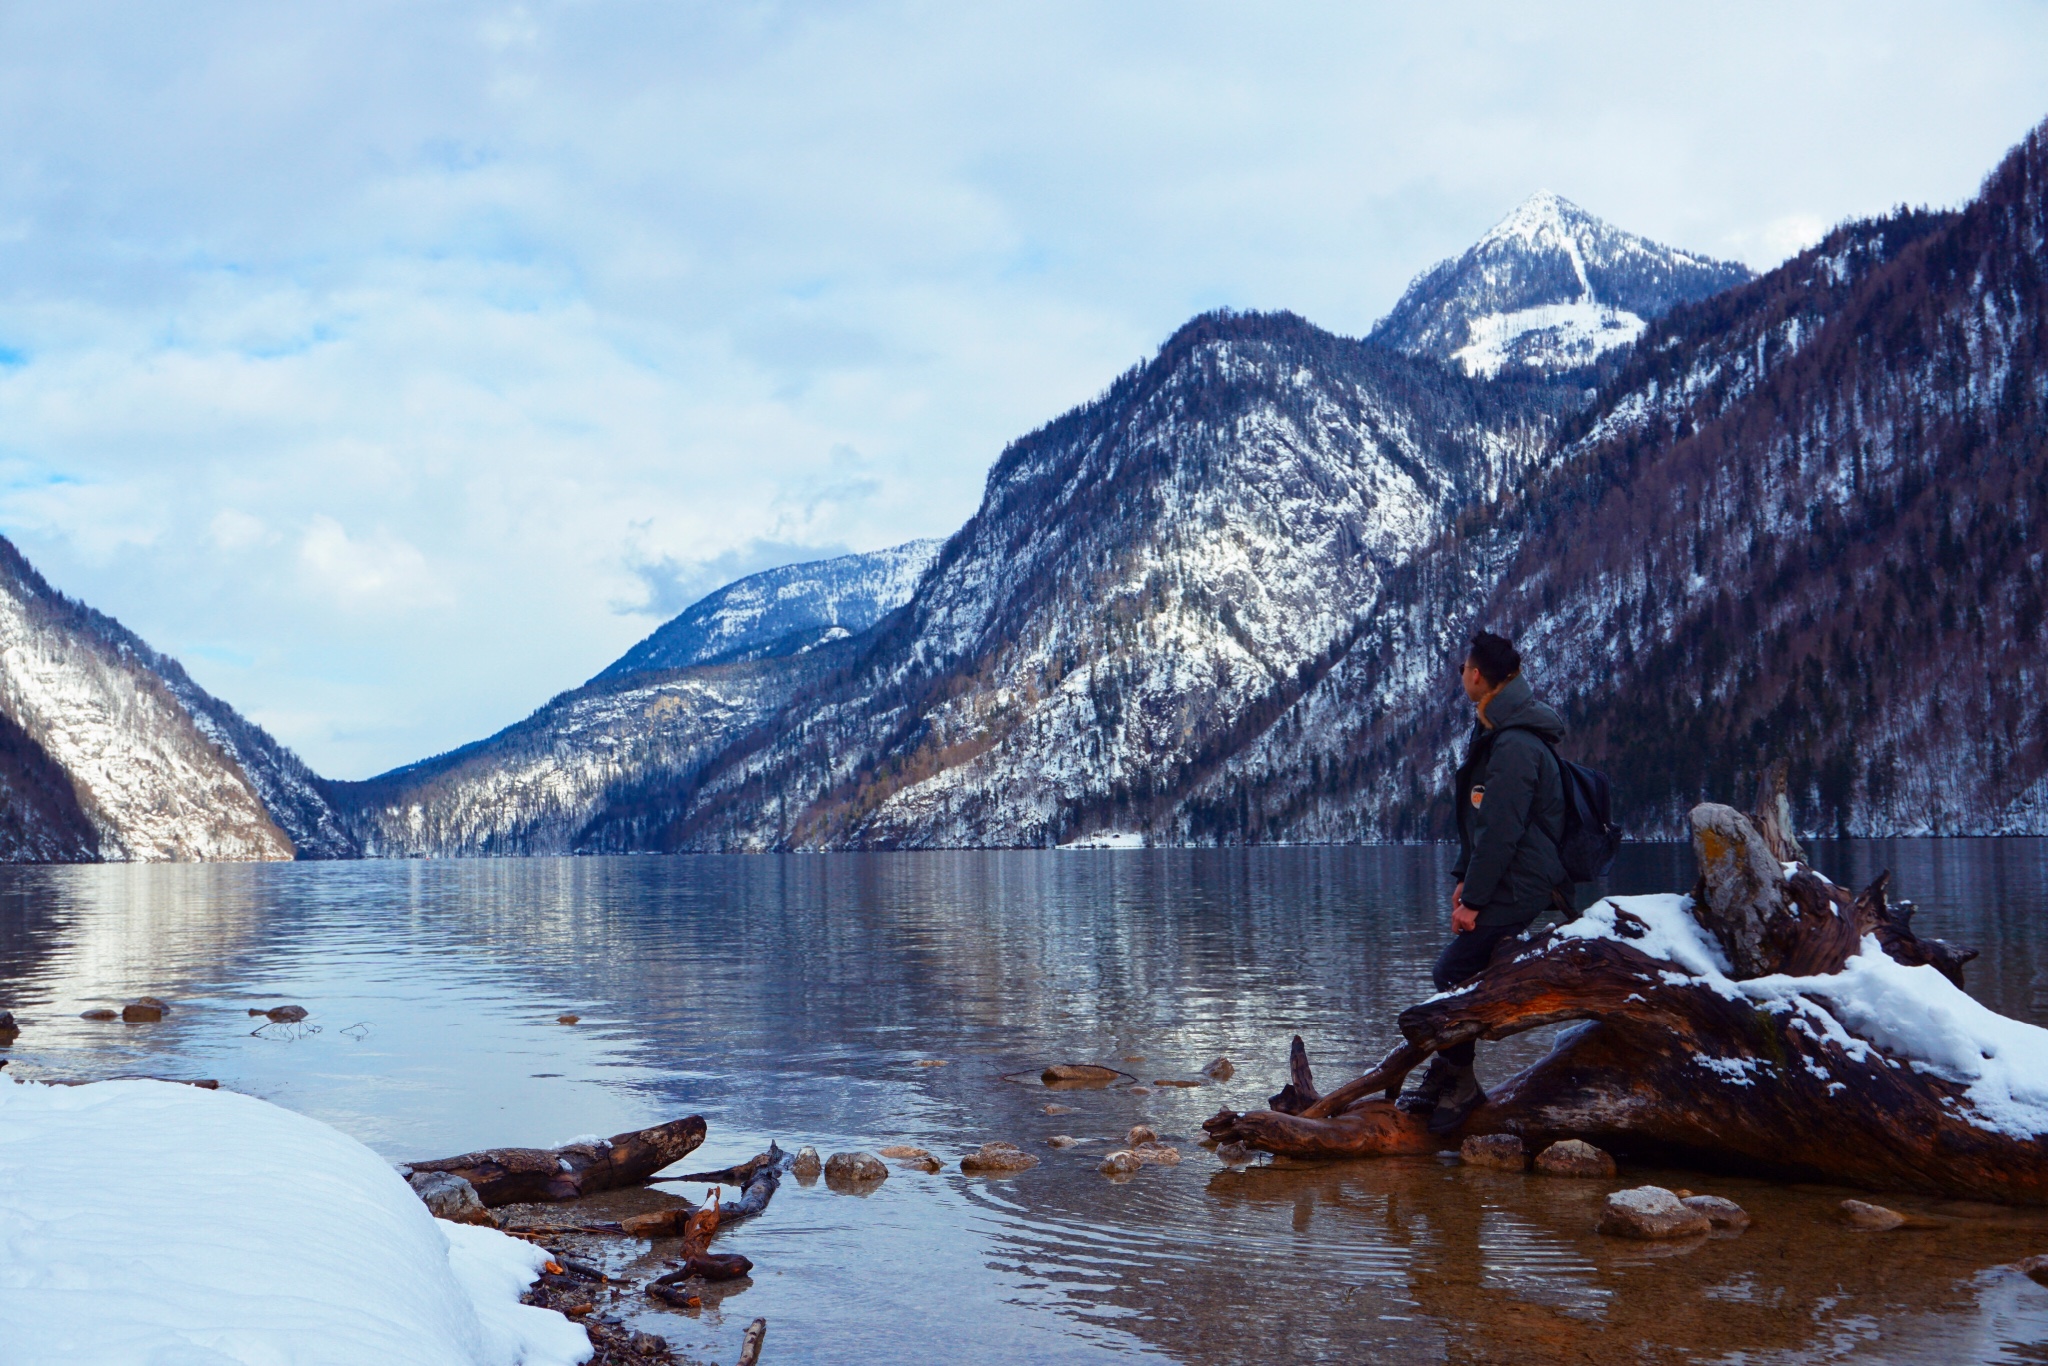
[1598,1186,1712,1240]
[1042,1064,1121,1087]
[960,1142,1038,1173]
[1841,1198,1907,1230]
[1534,1139,1617,1179]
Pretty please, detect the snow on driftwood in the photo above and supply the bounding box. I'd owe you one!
[0,1078,590,1365]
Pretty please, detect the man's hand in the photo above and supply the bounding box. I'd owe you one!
[1452,882,1477,933]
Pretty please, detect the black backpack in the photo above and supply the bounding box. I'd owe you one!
[1501,726,1624,883]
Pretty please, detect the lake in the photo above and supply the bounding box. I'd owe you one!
[3,841,2048,1364]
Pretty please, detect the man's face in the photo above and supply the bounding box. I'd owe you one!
[1461,658,1490,704]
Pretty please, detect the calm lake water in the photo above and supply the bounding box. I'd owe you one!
[4,841,2048,1365]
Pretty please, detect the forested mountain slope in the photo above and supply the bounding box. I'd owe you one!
[1192,119,2048,841]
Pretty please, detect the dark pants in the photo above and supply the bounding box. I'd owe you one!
[1431,921,1530,1067]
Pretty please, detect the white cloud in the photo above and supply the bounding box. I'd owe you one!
[0,1,2042,776]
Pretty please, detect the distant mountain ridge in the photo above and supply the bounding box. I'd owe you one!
[1371,191,1753,376]
[596,540,942,680]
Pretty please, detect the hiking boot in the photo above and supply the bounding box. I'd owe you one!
[1426,1063,1486,1136]
[1395,1057,1457,1114]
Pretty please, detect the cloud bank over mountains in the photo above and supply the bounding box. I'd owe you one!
[0,1,2043,777]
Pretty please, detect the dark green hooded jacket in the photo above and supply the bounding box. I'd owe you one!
[1452,674,1568,927]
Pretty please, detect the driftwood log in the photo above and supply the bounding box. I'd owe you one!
[1205,795,2048,1204]
[407,1116,707,1206]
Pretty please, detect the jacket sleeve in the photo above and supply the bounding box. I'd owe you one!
[1459,732,1544,909]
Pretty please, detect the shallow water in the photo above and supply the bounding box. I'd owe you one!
[3,841,2047,1364]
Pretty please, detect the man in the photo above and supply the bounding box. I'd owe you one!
[1400,629,1568,1136]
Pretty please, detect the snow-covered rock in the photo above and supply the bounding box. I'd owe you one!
[0,1077,588,1365]
[1371,191,1752,376]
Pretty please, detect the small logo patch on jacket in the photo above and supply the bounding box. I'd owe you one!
[1470,785,1485,808]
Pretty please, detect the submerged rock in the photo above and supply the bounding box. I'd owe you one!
[1201,1057,1234,1082]
[879,1145,941,1172]
[1042,1064,1120,1088]
[1126,1086,1153,1096]
[912,1059,948,1068]
[1046,1135,1081,1148]
[790,1147,822,1182]
[824,1151,888,1186]
[1099,1149,1142,1177]
[961,1142,1038,1173]
[2019,1255,2048,1287]
[1131,1143,1182,1166]
[1841,1198,1906,1230]
[1683,1194,1751,1231]
[1535,1139,1617,1179]
[122,998,168,1023]
[80,1009,117,1021]
[555,1014,580,1025]
[1215,1141,1251,1165]
[1126,1125,1157,1147]
[1460,1134,1527,1171]
[1151,1079,1203,1088]
[247,1005,308,1024]
[1043,1103,1078,1116]
[408,1170,498,1227]
[0,1010,17,1041]
[1598,1186,1711,1240]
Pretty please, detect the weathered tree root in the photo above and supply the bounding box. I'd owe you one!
[408,1117,708,1206]
[1209,797,2045,1205]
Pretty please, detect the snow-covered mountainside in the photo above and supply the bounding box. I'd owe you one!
[595,540,941,680]
[1371,192,1753,376]
[659,312,1581,849]
[329,642,854,856]
[0,538,349,861]
[1193,119,2048,842]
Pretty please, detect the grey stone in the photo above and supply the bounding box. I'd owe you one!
[1598,1186,1712,1240]
[1534,1139,1617,1179]
[823,1151,887,1185]
[1460,1133,1527,1170]
[409,1170,498,1227]
[1689,803,1787,977]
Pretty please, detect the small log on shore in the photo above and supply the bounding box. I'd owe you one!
[1209,790,2048,1205]
[407,1116,707,1206]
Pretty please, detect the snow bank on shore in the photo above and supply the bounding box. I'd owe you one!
[1557,894,2048,1140]
[0,1077,590,1366]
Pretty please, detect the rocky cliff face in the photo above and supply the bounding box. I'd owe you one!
[1371,191,1753,377]
[0,538,349,860]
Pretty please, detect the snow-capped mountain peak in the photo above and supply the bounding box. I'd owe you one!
[1371,192,1752,376]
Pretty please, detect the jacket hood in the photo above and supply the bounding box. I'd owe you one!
[1483,674,1566,742]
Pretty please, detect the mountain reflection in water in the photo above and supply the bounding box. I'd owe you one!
[2,842,2046,1364]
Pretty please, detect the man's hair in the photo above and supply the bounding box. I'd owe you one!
[1468,630,1521,686]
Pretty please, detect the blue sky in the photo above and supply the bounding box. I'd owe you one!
[1,1,2044,778]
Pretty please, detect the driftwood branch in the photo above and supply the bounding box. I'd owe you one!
[407,1117,707,1206]
[1208,792,2041,1204]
